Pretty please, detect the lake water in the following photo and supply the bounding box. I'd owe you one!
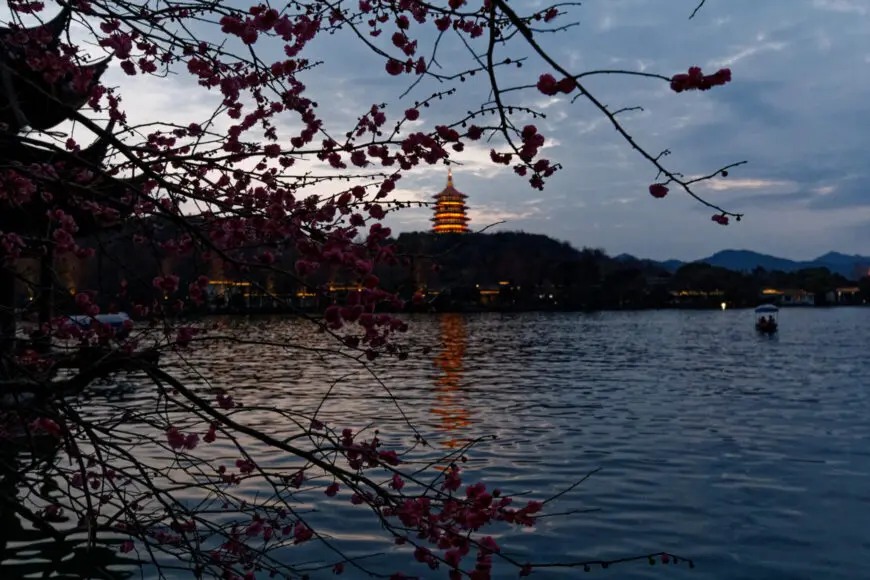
[9,308,870,579]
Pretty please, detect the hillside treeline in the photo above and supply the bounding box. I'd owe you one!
[16,226,869,314]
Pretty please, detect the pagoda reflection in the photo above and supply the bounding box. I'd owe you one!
[431,314,472,453]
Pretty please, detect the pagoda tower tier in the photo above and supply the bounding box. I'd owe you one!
[431,168,470,234]
[0,6,111,135]
[0,6,142,238]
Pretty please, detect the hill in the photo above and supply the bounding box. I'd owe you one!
[700,250,809,273]
[621,249,870,279]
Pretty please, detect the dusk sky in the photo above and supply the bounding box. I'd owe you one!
[10,0,870,261]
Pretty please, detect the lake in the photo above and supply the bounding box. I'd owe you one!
[7,308,870,579]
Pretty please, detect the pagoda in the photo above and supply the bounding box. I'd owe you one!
[431,168,470,234]
[0,6,143,365]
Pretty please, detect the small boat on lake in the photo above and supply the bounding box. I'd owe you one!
[65,312,132,338]
[755,304,779,335]
[54,312,160,372]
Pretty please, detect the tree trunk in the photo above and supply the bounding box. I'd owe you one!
[33,245,54,354]
[0,265,16,380]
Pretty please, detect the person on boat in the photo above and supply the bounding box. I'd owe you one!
[759,315,776,331]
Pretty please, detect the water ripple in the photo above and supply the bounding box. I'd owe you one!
[53,308,870,578]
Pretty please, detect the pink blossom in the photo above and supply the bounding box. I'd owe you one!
[293,521,313,544]
[649,183,669,198]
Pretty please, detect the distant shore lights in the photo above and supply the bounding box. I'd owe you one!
[431,168,470,234]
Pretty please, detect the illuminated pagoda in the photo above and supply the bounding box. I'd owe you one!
[431,168,470,234]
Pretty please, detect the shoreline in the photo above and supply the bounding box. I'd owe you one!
[191,302,868,318]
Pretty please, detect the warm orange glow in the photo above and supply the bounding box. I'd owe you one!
[669,290,725,296]
[431,314,472,458]
[432,168,470,234]
[763,288,812,297]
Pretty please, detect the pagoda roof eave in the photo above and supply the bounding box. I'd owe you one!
[433,186,468,199]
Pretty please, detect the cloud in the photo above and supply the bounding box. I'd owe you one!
[700,178,796,192]
[710,40,788,68]
[812,0,868,15]
[5,0,869,261]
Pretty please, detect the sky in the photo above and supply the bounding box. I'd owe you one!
[7,0,870,261]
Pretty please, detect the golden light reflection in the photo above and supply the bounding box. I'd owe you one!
[431,314,472,458]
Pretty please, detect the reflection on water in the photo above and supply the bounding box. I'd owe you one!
[5,309,870,579]
[430,314,472,451]
[0,441,138,579]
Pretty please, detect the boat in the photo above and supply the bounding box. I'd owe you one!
[754,304,779,335]
[56,312,161,371]
[65,312,132,339]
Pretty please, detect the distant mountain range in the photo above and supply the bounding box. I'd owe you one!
[615,250,870,280]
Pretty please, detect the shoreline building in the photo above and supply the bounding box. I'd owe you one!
[431,169,470,234]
